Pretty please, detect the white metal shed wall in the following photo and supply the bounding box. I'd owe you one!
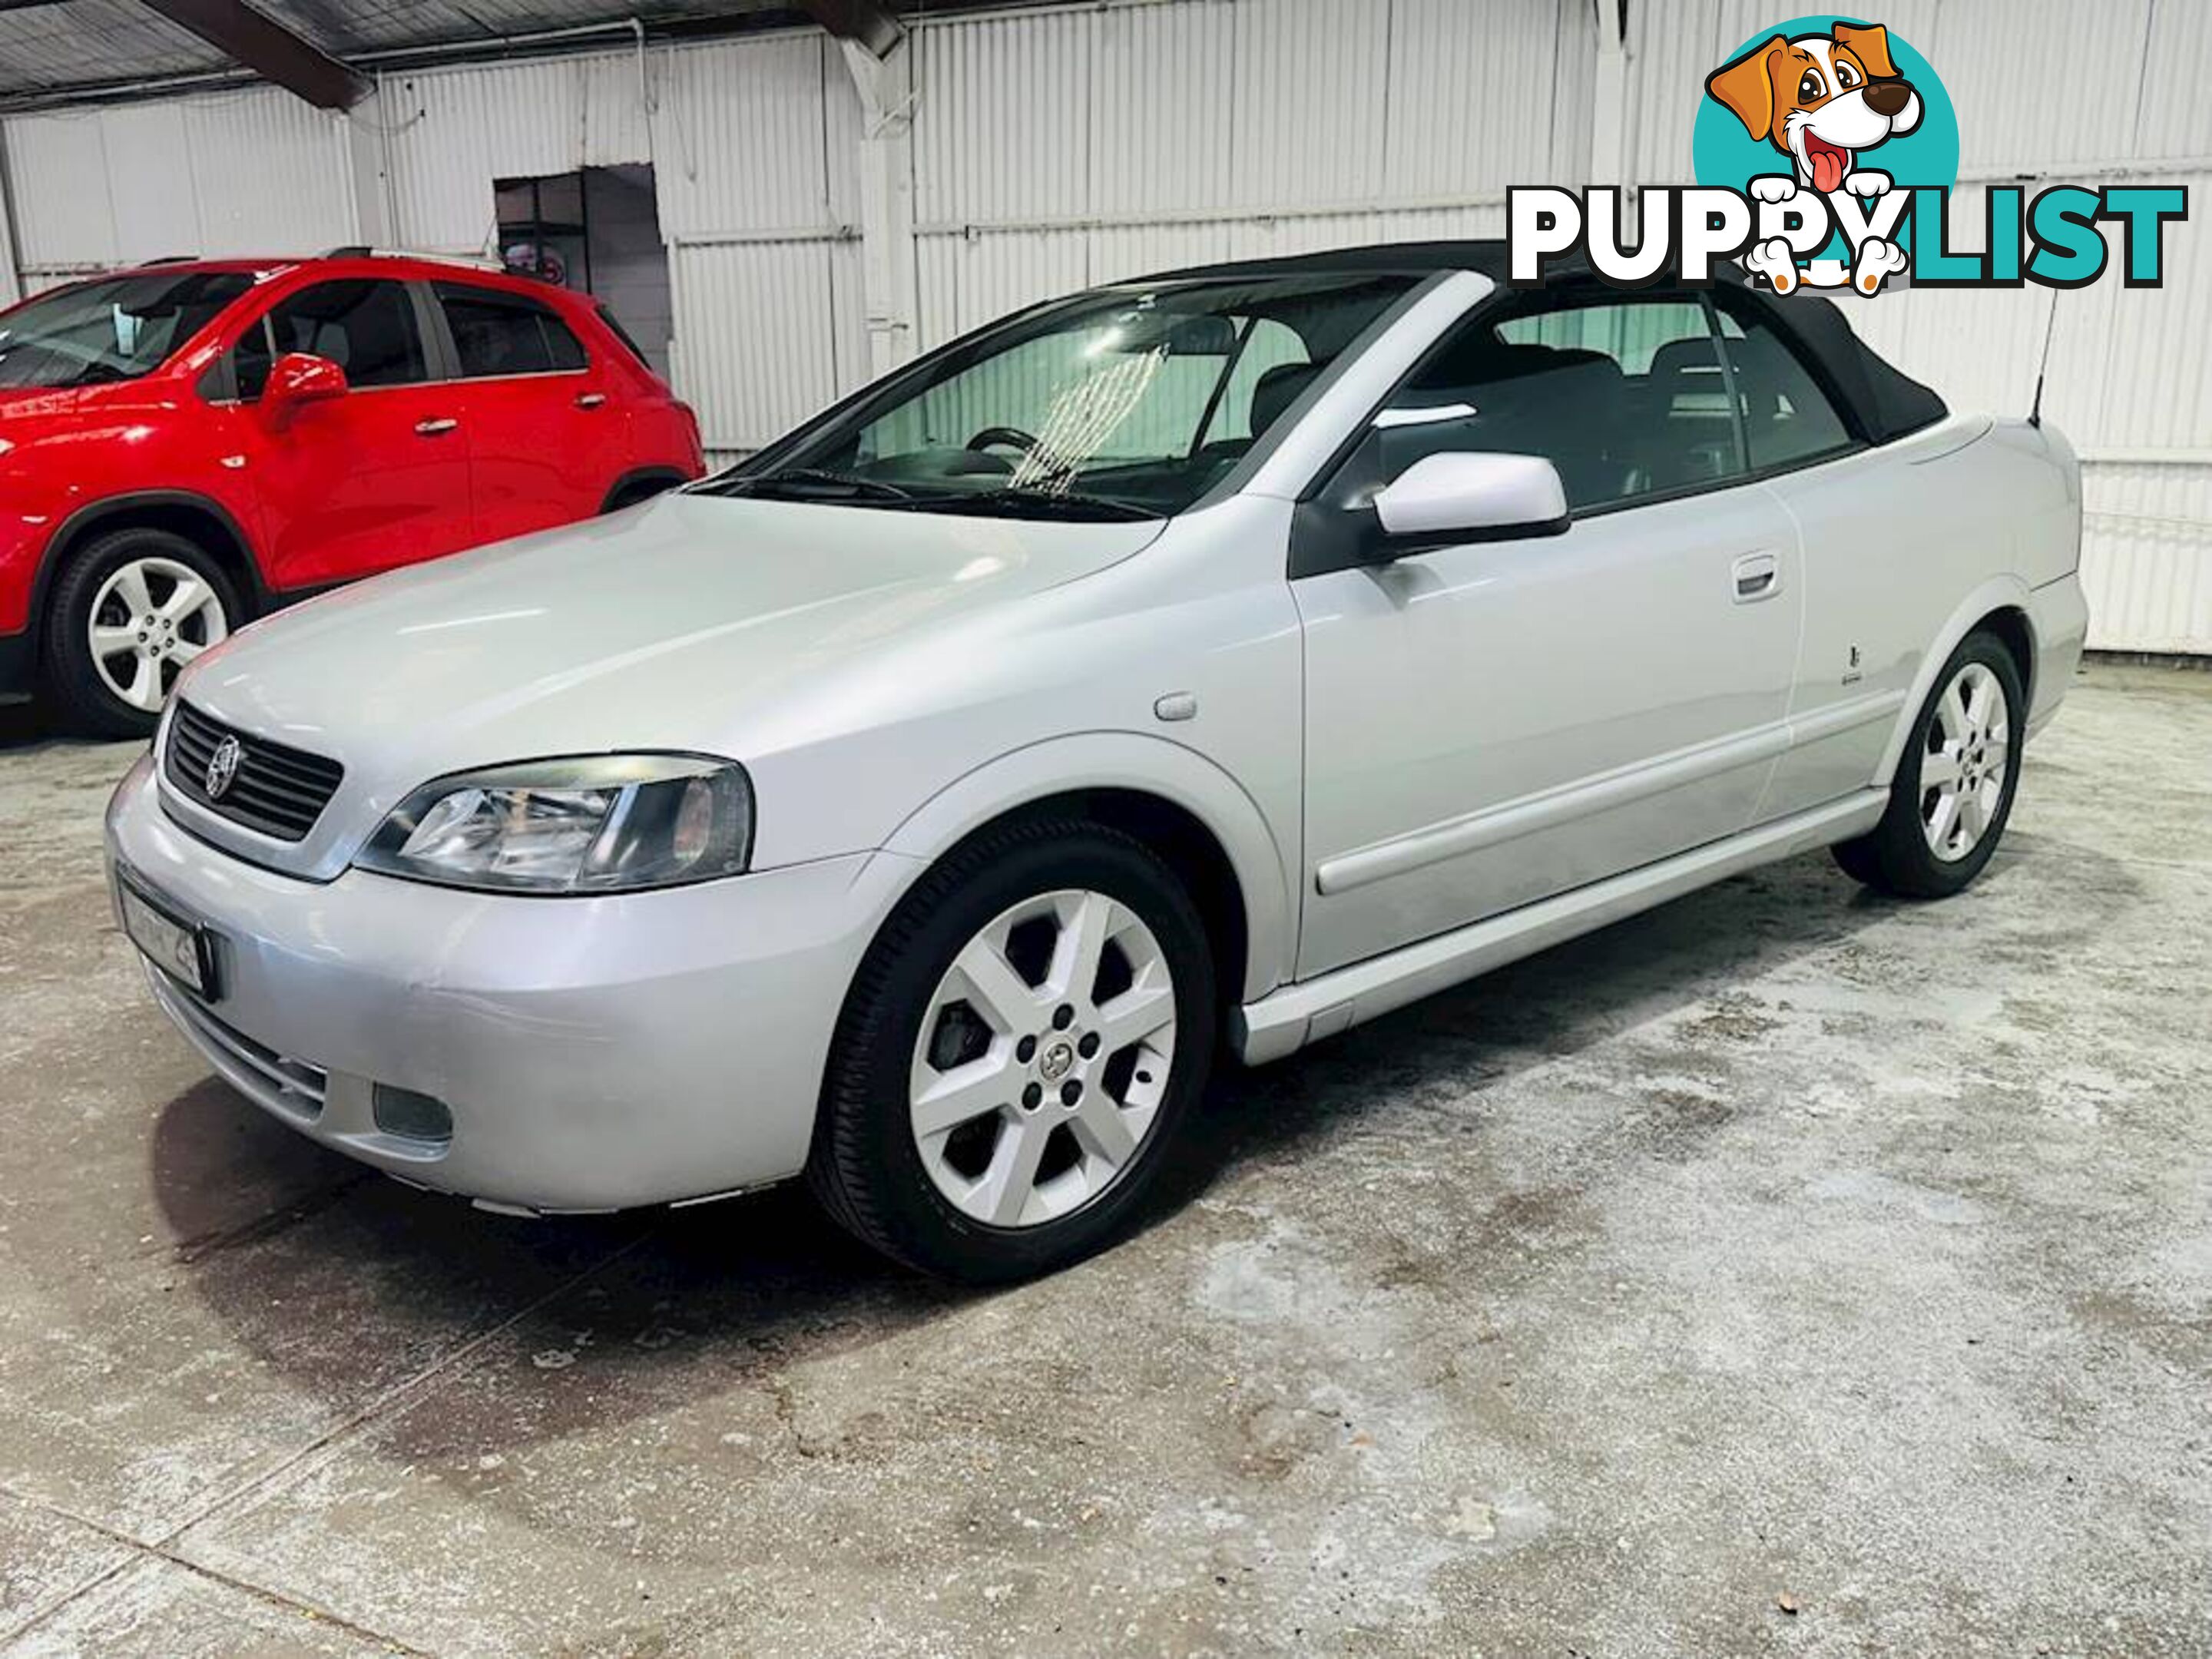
[906,0,1596,340]
[1621,0,2212,654]
[0,34,870,458]
[0,85,356,291]
[373,34,869,457]
[1,0,2205,651]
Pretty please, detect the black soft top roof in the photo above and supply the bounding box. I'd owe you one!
[1139,239,1948,445]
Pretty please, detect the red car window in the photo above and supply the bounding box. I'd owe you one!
[233,278,429,399]
[435,282,588,377]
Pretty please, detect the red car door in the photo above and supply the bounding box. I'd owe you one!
[429,280,626,544]
[218,276,476,591]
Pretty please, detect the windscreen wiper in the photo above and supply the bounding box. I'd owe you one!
[701,467,918,505]
[905,487,1160,522]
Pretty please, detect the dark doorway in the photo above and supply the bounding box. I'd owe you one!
[494,163,673,377]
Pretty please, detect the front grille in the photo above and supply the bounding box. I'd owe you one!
[166,700,344,843]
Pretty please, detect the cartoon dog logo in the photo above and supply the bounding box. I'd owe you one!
[1707,22,1922,195]
[1706,21,1923,293]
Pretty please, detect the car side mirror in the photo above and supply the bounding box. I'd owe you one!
[1369,452,1570,549]
[261,352,347,421]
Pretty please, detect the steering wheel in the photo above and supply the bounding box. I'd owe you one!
[965,425,1041,457]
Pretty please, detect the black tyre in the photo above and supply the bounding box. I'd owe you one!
[1830,628,2025,899]
[808,817,1217,1283]
[45,527,243,738]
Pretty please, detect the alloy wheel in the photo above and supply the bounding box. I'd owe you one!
[1920,659,2011,863]
[909,888,1177,1229]
[88,555,228,714]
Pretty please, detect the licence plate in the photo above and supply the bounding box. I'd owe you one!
[117,873,220,1001]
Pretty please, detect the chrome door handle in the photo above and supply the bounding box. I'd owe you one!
[575,392,608,409]
[415,417,459,436]
[1731,551,1780,602]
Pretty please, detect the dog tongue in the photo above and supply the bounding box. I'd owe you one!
[1812,147,1847,194]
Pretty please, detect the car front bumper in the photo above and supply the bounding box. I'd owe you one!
[105,754,915,1213]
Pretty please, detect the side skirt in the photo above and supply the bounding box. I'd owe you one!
[1233,789,1888,1065]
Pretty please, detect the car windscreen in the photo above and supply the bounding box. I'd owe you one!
[0,270,255,390]
[718,273,1417,519]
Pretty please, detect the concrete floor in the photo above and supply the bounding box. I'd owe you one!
[0,664,2207,1657]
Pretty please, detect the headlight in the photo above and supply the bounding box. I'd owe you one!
[356,754,753,894]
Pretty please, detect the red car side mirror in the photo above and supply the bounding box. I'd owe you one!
[262,352,347,422]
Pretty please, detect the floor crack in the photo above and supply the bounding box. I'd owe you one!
[0,1488,425,1654]
[2,1229,654,1652]
[164,1171,370,1266]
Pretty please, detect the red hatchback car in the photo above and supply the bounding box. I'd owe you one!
[0,252,704,734]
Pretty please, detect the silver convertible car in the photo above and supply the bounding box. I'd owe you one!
[108,242,2087,1281]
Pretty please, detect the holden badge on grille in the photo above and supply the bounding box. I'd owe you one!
[204,735,243,801]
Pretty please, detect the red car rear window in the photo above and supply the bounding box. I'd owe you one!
[594,303,657,373]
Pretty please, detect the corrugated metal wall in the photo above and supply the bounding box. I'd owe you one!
[0,0,2204,650]
[906,0,1594,340]
[373,32,866,456]
[0,31,864,457]
[1622,0,2212,654]
[0,85,356,283]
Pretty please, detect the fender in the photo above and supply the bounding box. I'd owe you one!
[876,730,1299,1004]
[1872,573,2038,786]
[25,488,269,657]
[599,468,691,514]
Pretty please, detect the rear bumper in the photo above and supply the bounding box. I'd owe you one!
[0,628,31,704]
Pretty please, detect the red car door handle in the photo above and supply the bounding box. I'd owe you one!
[575,392,608,409]
[415,417,459,436]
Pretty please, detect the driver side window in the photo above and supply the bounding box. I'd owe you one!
[224,279,429,402]
[1348,294,1746,514]
[229,316,275,402]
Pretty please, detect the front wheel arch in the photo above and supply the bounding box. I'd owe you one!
[888,789,1249,1038]
[34,492,263,667]
[873,734,1294,1007]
